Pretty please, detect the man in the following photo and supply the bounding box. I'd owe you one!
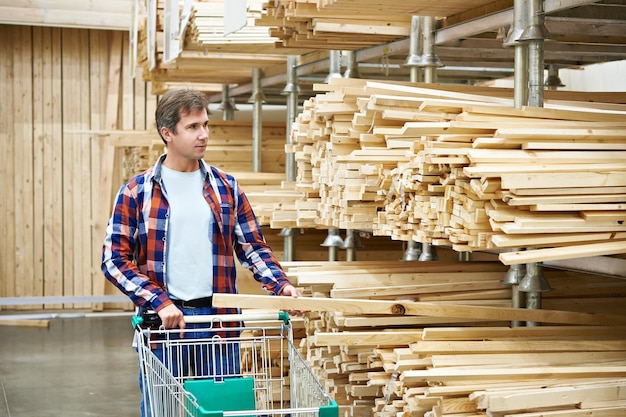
[102,88,300,416]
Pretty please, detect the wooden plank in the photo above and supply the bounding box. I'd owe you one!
[500,172,626,189]
[495,127,626,140]
[32,27,45,304]
[14,25,34,308]
[473,381,626,412]
[1,24,16,308]
[62,28,79,308]
[39,27,64,309]
[402,366,626,383]
[212,294,626,326]
[469,149,626,164]
[89,29,108,311]
[421,326,626,341]
[490,232,615,248]
[330,279,505,298]
[464,164,626,177]
[466,104,626,123]
[532,203,626,211]
[499,241,626,265]
[311,331,423,346]
[431,352,626,367]
[0,25,9,307]
[0,319,50,328]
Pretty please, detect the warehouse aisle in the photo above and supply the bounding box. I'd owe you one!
[0,314,139,417]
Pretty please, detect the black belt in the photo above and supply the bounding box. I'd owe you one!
[171,296,213,309]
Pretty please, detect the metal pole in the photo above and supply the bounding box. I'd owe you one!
[325,50,343,82]
[220,84,236,120]
[321,229,343,261]
[344,229,357,262]
[402,241,421,261]
[519,262,552,327]
[281,56,300,258]
[420,16,442,83]
[545,64,565,90]
[514,46,529,108]
[284,55,299,182]
[324,50,343,258]
[343,50,361,79]
[417,15,441,260]
[505,0,530,108]
[521,0,548,108]
[250,67,264,172]
[501,254,526,327]
[404,15,422,83]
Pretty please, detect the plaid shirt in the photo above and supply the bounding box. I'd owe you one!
[102,154,291,314]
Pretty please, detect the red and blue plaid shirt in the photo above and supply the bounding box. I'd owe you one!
[102,154,291,314]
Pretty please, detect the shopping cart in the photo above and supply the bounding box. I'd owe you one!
[133,311,337,417]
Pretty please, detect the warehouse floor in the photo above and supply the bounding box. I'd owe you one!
[0,314,139,417]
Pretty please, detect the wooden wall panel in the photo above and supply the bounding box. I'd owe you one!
[0,24,15,303]
[0,24,154,310]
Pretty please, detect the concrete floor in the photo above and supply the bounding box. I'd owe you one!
[0,314,140,417]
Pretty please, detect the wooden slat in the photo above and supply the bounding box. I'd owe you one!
[14,25,35,309]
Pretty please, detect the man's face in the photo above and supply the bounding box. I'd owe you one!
[163,108,209,161]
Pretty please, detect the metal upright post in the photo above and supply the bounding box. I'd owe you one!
[219,84,236,120]
[544,64,565,90]
[321,229,343,261]
[518,262,552,327]
[343,50,361,79]
[504,0,530,109]
[417,15,442,261]
[501,254,527,327]
[520,0,549,108]
[404,15,423,83]
[249,67,265,173]
[419,16,443,83]
[283,55,299,182]
[323,50,343,259]
[280,56,300,261]
[342,229,363,262]
[517,0,552,322]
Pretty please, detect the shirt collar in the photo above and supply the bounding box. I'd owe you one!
[150,154,211,183]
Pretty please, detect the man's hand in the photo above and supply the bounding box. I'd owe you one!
[157,303,186,337]
[279,284,303,315]
[279,284,301,298]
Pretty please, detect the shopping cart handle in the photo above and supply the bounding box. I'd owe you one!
[132,311,290,328]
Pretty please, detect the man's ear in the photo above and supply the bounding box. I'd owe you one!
[160,126,172,143]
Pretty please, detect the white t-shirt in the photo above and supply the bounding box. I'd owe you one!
[161,165,214,300]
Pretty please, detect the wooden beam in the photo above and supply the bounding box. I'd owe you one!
[499,241,626,265]
[212,294,626,326]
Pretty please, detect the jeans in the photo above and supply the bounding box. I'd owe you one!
[138,305,242,417]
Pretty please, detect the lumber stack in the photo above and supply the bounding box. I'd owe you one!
[135,0,310,89]
[260,0,499,49]
[272,260,626,417]
[289,77,626,263]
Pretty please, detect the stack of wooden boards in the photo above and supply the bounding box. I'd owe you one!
[289,77,626,264]
[135,0,312,91]
[259,0,499,49]
[216,260,626,417]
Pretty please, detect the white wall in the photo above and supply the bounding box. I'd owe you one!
[558,60,626,91]
[485,60,626,92]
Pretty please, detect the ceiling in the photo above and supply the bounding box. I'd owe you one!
[2,0,626,105]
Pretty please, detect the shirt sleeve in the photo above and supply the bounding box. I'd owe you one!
[231,181,292,295]
[101,182,171,310]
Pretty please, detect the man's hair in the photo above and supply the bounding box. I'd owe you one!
[155,89,209,143]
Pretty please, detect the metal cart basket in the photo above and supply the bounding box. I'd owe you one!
[133,312,337,417]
